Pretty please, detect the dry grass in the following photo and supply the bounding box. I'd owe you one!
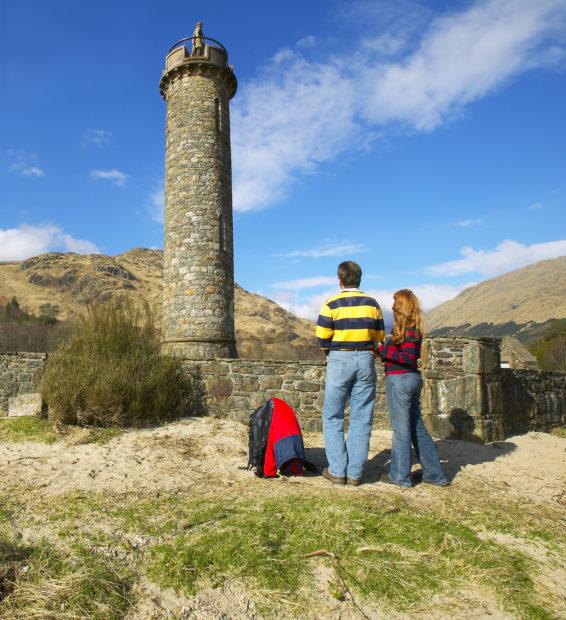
[40,299,193,427]
[1,480,562,619]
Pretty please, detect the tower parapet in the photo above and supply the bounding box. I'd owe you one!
[160,24,238,360]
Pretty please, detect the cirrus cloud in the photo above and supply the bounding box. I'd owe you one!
[231,0,566,212]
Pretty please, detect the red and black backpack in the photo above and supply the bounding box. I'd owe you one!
[247,397,316,478]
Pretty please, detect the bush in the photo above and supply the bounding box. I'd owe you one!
[40,300,193,427]
[0,297,71,353]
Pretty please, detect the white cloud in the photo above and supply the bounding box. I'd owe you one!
[270,276,337,291]
[270,281,473,321]
[149,182,164,224]
[82,128,112,148]
[0,224,100,261]
[6,150,45,178]
[297,35,316,49]
[89,169,129,187]
[528,202,543,210]
[275,240,366,258]
[18,166,44,178]
[231,0,566,211]
[427,238,566,277]
[453,218,483,227]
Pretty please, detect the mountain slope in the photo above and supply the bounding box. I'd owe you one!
[426,256,566,341]
[0,248,322,361]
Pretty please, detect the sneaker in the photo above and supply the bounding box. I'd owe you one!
[346,478,362,487]
[322,467,346,485]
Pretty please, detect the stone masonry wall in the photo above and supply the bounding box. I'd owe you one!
[500,369,566,434]
[1,340,564,441]
[420,337,505,442]
[185,358,390,432]
[161,49,238,360]
[0,352,46,416]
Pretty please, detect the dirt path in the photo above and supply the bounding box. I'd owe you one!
[1,418,564,504]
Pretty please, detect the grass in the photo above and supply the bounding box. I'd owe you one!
[0,417,123,445]
[551,426,566,439]
[0,505,133,619]
[40,299,193,427]
[0,418,58,445]
[28,488,558,618]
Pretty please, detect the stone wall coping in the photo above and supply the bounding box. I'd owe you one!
[502,368,566,378]
[183,357,327,366]
[426,336,501,343]
[0,351,48,359]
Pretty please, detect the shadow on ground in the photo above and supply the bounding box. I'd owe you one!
[305,438,517,484]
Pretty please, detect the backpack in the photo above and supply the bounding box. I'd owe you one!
[247,397,317,478]
[247,399,274,477]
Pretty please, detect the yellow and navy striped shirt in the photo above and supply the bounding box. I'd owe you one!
[316,289,385,352]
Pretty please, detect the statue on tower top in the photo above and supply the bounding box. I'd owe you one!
[192,21,204,56]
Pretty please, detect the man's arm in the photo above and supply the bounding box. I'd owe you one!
[315,303,334,355]
[369,307,385,349]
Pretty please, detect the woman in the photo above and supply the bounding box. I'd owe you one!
[378,289,449,487]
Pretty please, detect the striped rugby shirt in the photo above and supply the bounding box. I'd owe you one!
[378,329,421,374]
[316,289,385,352]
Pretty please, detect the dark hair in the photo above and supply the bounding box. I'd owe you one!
[337,261,362,288]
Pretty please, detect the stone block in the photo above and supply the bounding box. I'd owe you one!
[463,341,499,374]
[8,393,43,417]
[259,376,283,389]
[206,376,233,397]
[295,381,321,392]
[232,376,259,392]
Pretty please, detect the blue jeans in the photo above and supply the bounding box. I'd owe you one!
[386,372,448,487]
[322,350,377,481]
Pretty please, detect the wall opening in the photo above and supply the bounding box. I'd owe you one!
[215,98,222,133]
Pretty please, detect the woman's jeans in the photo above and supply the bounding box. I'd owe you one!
[322,350,376,481]
[386,372,448,487]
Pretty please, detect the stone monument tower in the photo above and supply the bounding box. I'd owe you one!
[159,24,238,360]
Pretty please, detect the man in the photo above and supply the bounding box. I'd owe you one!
[316,261,384,486]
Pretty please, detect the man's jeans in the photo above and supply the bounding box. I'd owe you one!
[322,350,377,481]
[386,372,448,487]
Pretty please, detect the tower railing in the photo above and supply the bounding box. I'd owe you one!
[168,36,229,59]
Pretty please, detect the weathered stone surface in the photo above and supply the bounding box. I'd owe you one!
[462,338,500,374]
[160,38,238,360]
[8,393,43,417]
[206,376,233,397]
[0,352,48,416]
[2,339,564,440]
[259,376,283,389]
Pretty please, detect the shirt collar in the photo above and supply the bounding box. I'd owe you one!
[341,288,361,292]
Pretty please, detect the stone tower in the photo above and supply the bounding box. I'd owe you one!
[160,24,238,360]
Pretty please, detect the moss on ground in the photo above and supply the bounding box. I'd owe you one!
[0,417,58,444]
[0,417,123,445]
[12,487,558,618]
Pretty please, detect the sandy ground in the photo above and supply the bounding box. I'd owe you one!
[0,417,564,504]
[1,417,565,619]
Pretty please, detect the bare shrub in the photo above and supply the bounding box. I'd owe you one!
[40,300,193,427]
[541,335,566,372]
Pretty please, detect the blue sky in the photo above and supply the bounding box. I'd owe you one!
[1,0,565,319]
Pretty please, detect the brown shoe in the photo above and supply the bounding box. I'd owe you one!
[377,472,410,487]
[346,478,362,487]
[322,467,346,485]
